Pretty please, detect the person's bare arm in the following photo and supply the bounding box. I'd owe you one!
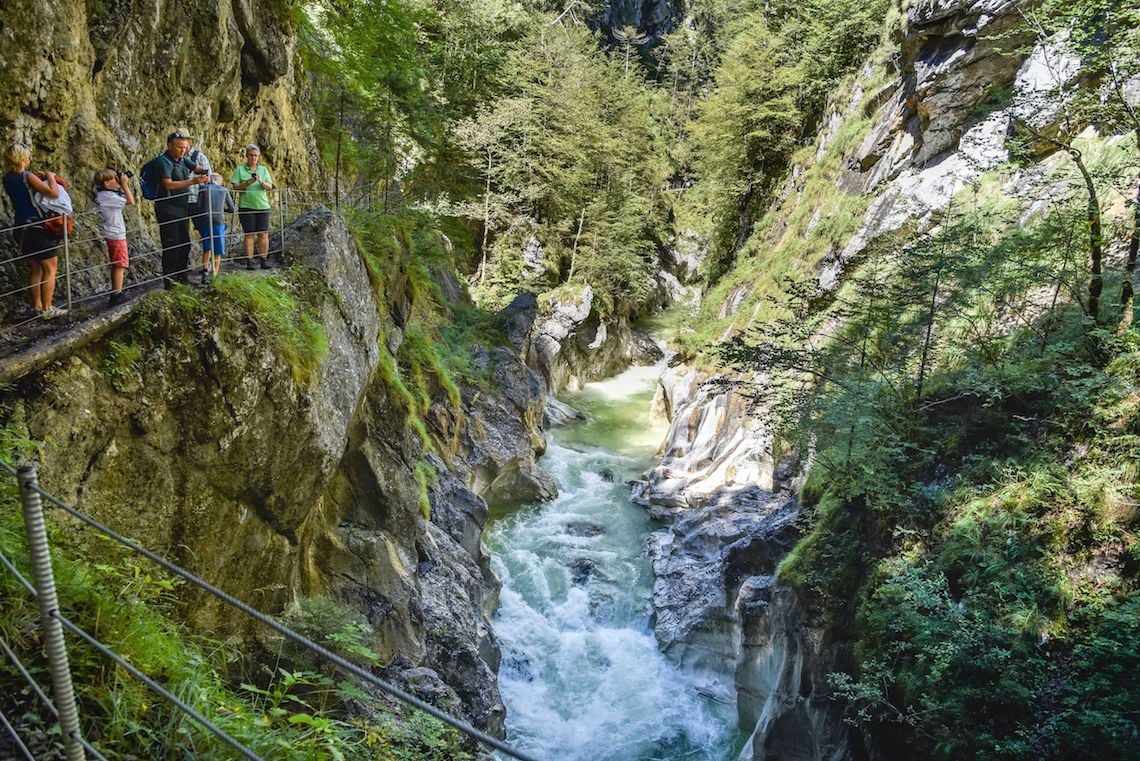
[27,171,59,199]
[162,175,208,190]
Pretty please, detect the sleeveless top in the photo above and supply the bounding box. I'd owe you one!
[3,171,40,225]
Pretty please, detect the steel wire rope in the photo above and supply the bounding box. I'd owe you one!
[0,618,110,761]
[0,545,36,595]
[0,460,543,761]
[0,704,35,761]
[52,612,262,761]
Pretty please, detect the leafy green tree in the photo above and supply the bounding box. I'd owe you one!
[1011,0,1140,322]
[684,0,890,280]
[458,23,670,312]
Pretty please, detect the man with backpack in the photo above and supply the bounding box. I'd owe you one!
[141,130,209,289]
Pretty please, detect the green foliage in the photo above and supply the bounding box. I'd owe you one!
[684,0,892,280]
[401,325,462,411]
[728,152,1140,756]
[414,460,437,519]
[281,596,380,667]
[212,273,331,385]
[0,437,473,759]
[378,341,434,452]
[459,21,671,315]
[100,339,143,392]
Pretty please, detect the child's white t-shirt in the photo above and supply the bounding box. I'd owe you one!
[95,190,128,241]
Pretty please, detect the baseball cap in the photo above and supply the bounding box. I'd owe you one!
[166,129,193,142]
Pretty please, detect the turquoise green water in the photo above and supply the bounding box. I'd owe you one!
[486,366,743,761]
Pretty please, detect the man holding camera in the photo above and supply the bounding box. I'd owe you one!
[155,130,209,289]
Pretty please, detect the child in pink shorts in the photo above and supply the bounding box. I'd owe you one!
[94,168,135,307]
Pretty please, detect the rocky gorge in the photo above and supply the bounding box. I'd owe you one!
[1,0,1136,756]
[0,207,565,733]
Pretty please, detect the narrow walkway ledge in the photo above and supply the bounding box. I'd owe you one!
[0,298,141,385]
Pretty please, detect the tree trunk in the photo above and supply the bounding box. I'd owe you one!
[568,206,586,280]
[915,265,942,404]
[480,150,493,285]
[1072,150,1103,323]
[1122,180,1139,312]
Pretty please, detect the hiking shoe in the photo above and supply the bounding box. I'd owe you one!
[259,257,270,270]
[245,258,255,271]
[41,306,68,320]
[108,292,128,307]
[201,271,209,286]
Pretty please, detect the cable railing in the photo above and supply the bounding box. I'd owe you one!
[1,187,377,332]
[0,459,542,761]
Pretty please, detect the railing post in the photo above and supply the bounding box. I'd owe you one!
[279,188,286,263]
[206,182,214,281]
[17,465,85,761]
[61,217,73,319]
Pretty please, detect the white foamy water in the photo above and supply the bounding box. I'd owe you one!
[486,366,741,761]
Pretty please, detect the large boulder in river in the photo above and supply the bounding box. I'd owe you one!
[528,283,662,392]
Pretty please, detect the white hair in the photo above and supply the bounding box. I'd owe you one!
[244,144,261,154]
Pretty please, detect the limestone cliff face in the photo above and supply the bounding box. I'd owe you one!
[520,285,663,393]
[596,0,682,44]
[0,0,321,322]
[2,211,552,732]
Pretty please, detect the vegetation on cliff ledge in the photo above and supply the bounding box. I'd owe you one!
[731,132,1140,757]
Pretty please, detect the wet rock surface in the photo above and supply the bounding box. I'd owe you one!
[630,4,1101,759]
[736,583,856,761]
[635,358,774,513]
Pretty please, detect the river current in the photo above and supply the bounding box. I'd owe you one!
[486,365,742,761]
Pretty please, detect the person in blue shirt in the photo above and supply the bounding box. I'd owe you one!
[2,142,65,318]
[192,174,236,283]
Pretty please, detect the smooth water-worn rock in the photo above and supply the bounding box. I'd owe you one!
[736,583,855,761]
[524,284,661,392]
[648,495,797,666]
[635,359,774,513]
[596,0,683,45]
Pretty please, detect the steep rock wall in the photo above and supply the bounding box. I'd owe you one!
[523,285,663,393]
[0,0,317,186]
[640,2,1103,759]
[2,211,552,731]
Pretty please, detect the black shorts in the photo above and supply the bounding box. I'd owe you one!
[19,225,59,261]
[239,209,270,234]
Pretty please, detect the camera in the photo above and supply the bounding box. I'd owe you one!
[118,170,134,179]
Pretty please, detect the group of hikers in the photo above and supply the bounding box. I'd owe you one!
[2,130,277,318]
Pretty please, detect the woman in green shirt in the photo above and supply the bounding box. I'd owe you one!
[230,144,275,270]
